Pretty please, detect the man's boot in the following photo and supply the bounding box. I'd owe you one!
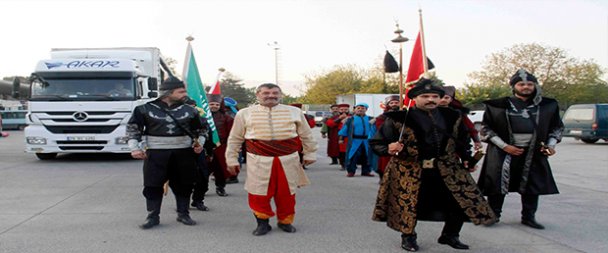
[191,200,209,211]
[176,196,196,226]
[277,223,296,233]
[252,216,272,236]
[140,199,162,229]
[216,187,228,197]
[401,234,419,252]
[438,235,470,250]
[330,157,338,165]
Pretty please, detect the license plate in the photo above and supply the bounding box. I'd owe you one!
[570,130,582,135]
[67,136,95,141]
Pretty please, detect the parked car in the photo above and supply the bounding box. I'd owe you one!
[468,110,485,131]
[0,110,27,130]
[562,103,608,143]
[314,111,331,126]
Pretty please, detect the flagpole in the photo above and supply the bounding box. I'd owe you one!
[419,9,428,73]
[391,23,409,108]
[184,36,194,81]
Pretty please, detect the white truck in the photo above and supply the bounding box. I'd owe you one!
[25,47,173,159]
[336,94,398,117]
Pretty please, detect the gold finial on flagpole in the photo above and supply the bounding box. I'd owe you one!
[391,22,409,108]
[186,35,194,42]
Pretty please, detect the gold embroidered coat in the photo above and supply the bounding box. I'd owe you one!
[370,109,496,234]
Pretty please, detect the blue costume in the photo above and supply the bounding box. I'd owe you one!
[338,103,376,175]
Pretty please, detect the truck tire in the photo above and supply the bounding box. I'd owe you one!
[581,137,599,144]
[36,153,57,160]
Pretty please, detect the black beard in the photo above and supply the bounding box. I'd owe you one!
[514,89,533,97]
[389,106,400,111]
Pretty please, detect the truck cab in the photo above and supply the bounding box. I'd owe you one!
[25,48,169,159]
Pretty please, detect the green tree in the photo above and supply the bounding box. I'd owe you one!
[300,65,366,104]
[205,72,255,107]
[462,43,608,107]
[163,57,179,76]
[282,94,300,104]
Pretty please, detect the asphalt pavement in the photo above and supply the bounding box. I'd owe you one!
[0,129,606,253]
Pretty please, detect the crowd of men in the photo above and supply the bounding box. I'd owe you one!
[126,68,563,252]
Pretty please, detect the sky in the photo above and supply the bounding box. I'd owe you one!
[0,0,606,96]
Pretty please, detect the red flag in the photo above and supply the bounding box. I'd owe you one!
[405,32,425,85]
[208,68,225,95]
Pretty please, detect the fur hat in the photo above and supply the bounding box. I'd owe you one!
[442,86,456,98]
[384,95,400,105]
[207,94,223,103]
[160,76,185,91]
[407,78,445,99]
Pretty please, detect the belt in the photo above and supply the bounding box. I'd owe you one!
[421,158,436,169]
[351,135,367,139]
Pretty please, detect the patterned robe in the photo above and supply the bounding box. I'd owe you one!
[369,108,495,234]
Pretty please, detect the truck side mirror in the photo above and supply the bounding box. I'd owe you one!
[148,91,158,98]
[148,78,158,90]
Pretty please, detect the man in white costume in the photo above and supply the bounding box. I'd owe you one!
[226,83,317,236]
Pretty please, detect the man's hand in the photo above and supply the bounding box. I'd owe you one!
[303,160,315,166]
[474,142,483,150]
[339,114,348,120]
[503,145,524,156]
[469,165,478,173]
[193,145,204,154]
[388,142,404,155]
[131,150,147,160]
[541,146,556,156]
[227,165,240,175]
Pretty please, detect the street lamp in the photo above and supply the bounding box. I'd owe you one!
[391,23,409,107]
[267,41,280,85]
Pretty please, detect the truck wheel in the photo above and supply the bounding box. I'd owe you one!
[36,153,57,160]
[581,137,599,144]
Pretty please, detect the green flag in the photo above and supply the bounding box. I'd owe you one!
[183,43,220,146]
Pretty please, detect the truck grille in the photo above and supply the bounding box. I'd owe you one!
[52,118,109,123]
[45,112,115,116]
[45,125,118,134]
[59,146,104,151]
[56,140,108,144]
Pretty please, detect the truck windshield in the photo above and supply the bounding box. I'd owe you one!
[30,78,136,101]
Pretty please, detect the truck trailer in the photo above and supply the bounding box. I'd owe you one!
[336,94,398,117]
[24,47,173,159]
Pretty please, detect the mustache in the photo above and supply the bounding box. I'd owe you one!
[424,102,437,105]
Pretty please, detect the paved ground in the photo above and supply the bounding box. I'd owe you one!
[0,129,607,253]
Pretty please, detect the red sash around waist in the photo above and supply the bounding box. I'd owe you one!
[245,137,302,157]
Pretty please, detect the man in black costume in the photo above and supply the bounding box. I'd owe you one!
[478,69,563,230]
[127,77,208,229]
[370,79,495,251]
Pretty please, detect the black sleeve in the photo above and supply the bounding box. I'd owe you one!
[369,118,399,156]
[455,114,473,162]
[126,105,146,141]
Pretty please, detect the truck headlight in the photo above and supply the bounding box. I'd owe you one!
[115,136,129,144]
[26,137,47,145]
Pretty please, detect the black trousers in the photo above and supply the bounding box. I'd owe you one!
[192,152,226,203]
[142,148,197,200]
[441,213,465,237]
[488,194,539,220]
